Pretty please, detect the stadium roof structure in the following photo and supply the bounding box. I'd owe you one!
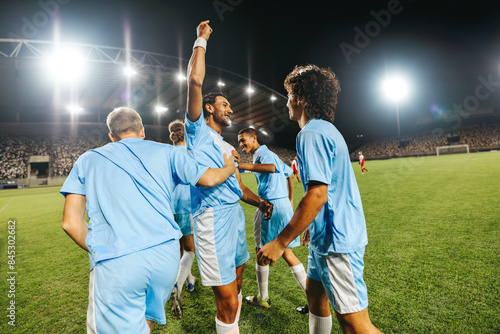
[0,39,291,137]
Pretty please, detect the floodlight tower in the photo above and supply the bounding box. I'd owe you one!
[382,76,410,137]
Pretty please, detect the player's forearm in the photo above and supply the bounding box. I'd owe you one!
[240,184,262,207]
[197,165,234,187]
[62,218,88,251]
[276,185,327,248]
[186,45,206,122]
[287,176,294,202]
[238,163,276,173]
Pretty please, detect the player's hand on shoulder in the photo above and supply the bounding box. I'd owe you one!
[223,153,235,171]
[197,20,213,41]
[231,149,240,164]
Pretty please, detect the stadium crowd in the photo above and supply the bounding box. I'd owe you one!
[1,122,498,180]
[351,122,499,160]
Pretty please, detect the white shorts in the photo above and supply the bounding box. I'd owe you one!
[307,247,368,314]
[253,197,300,248]
[193,203,249,286]
[87,241,180,333]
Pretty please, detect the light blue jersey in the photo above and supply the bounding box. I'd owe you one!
[253,145,293,200]
[184,113,242,215]
[296,119,368,255]
[60,138,208,269]
[172,146,192,215]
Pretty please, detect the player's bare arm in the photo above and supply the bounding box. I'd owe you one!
[61,194,88,251]
[257,182,327,265]
[235,167,274,220]
[231,149,276,173]
[187,20,212,122]
[287,175,294,207]
[197,153,236,187]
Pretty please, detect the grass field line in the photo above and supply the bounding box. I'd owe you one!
[0,196,14,214]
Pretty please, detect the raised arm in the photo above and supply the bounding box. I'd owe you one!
[62,194,88,251]
[197,153,236,188]
[187,20,213,122]
[257,181,327,265]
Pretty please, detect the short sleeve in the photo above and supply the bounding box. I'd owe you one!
[60,156,86,197]
[282,162,293,178]
[297,130,334,186]
[170,147,209,187]
[184,111,210,150]
[255,148,279,173]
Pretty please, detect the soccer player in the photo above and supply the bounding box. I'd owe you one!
[168,119,197,320]
[258,65,382,334]
[61,107,235,334]
[185,21,273,334]
[234,128,307,311]
[359,151,368,174]
[291,157,301,182]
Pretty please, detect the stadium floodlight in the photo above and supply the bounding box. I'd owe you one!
[46,48,85,82]
[218,81,225,87]
[246,86,255,94]
[123,67,137,76]
[176,72,186,82]
[381,75,411,137]
[68,105,83,114]
[260,129,268,136]
[155,106,168,113]
[270,95,277,101]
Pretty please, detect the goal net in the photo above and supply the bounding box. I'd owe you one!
[436,144,469,156]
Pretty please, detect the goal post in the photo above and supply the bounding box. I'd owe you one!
[436,144,469,156]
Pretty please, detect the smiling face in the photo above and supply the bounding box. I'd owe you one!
[207,95,233,127]
[238,132,258,154]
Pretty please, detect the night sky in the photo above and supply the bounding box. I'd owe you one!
[1,0,499,143]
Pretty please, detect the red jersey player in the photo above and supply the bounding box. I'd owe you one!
[291,157,301,182]
[359,151,368,174]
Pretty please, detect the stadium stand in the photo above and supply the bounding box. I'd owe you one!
[350,123,499,160]
[1,122,498,181]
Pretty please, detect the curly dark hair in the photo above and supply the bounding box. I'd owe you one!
[284,65,341,123]
[202,92,228,119]
[168,119,184,144]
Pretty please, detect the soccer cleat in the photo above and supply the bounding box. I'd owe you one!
[296,304,309,314]
[186,277,196,293]
[171,285,183,319]
[245,295,271,309]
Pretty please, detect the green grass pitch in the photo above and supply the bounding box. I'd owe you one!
[0,152,499,333]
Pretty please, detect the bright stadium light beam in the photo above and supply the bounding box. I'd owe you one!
[218,81,225,87]
[124,67,137,76]
[155,106,168,113]
[270,95,277,101]
[177,72,186,82]
[46,48,86,82]
[381,75,411,137]
[246,86,255,95]
[68,105,83,114]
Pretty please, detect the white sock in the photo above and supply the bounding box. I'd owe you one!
[215,316,239,334]
[309,312,332,334]
[256,264,269,300]
[187,272,195,285]
[290,263,307,293]
[175,251,195,294]
[236,292,242,322]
